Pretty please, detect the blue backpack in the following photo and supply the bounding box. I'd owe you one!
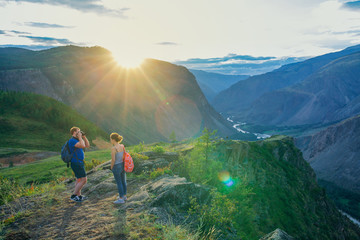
[61,140,75,168]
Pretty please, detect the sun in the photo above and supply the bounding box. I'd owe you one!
[112,52,144,69]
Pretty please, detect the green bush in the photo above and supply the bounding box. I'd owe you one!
[85,158,102,171]
[150,167,173,179]
[133,141,145,153]
[152,145,165,154]
[130,152,149,172]
[0,177,25,205]
[0,176,47,205]
[189,189,237,239]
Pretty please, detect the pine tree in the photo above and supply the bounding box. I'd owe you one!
[169,130,177,143]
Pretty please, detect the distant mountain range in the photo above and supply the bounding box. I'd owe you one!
[189,69,249,102]
[213,44,360,126]
[174,54,307,75]
[0,46,238,144]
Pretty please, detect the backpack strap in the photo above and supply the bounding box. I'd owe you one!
[69,140,81,163]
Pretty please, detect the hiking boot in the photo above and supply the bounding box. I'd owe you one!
[114,198,125,204]
[70,195,82,202]
[79,195,87,201]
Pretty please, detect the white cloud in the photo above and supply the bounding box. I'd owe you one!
[0,0,359,62]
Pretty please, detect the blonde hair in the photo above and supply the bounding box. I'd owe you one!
[70,126,79,135]
[110,133,123,143]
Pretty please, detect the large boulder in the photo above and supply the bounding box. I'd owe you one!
[78,169,118,198]
[135,158,170,174]
[127,175,211,224]
[142,151,179,162]
[146,175,210,209]
[134,151,177,174]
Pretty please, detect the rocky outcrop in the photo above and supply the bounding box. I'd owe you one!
[136,158,169,173]
[142,151,179,162]
[296,115,360,194]
[134,151,179,174]
[127,175,211,224]
[259,229,295,240]
[71,163,211,225]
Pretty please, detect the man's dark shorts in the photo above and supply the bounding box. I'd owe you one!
[71,162,86,179]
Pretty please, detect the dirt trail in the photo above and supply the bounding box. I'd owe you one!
[3,173,147,240]
[0,152,57,167]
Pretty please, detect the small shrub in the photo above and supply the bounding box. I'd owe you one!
[3,215,15,225]
[130,152,149,161]
[133,141,145,153]
[163,223,198,240]
[130,152,149,172]
[189,189,237,238]
[150,167,173,179]
[0,177,26,205]
[152,145,165,154]
[85,158,102,171]
[9,160,14,168]
[0,177,50,205]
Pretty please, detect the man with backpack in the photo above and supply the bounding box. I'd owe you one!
[68,126,90,202]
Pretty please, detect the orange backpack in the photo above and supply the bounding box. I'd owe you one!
[122,146,134,173]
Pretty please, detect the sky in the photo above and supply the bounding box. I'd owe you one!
[1,0,360,69]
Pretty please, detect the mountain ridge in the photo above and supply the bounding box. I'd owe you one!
[213,44,360,116]
[0,46,238,144]
[241,51,360,126]
[189,69,249,101]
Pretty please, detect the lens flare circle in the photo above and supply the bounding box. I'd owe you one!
[218,171,230,182]
[218,170,234,187]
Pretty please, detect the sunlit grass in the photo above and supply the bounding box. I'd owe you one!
[0,150,111,185]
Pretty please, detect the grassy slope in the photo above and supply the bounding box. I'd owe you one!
[0,150,111,184]
[0,91,108,151]
[210,136,360,239]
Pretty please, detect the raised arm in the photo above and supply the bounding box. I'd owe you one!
[83,136,90,148]
[74,132,86,148]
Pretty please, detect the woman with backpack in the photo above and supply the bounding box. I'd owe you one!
[110,133,127,204]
